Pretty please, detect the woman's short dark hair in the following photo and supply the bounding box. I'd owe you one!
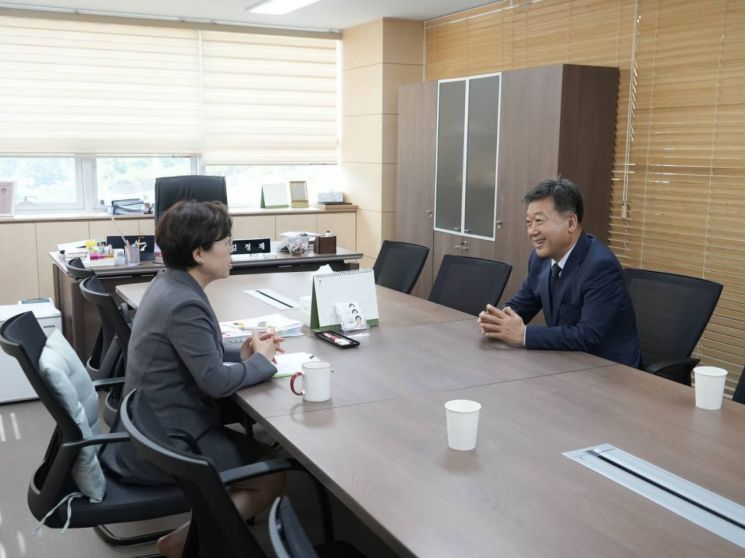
[523,177,584,223]
[155,200,232,269]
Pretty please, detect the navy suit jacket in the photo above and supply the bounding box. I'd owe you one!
[503,232,641,367]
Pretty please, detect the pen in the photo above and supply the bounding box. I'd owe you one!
[255,289,293,309]
[110,216,128,246]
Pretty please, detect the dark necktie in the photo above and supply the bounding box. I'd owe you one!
[549,263,561,304]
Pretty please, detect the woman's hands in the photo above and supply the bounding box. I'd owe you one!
[240,328,285,363]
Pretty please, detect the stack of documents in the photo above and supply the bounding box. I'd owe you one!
[57,240,93,260]
[220,313,304,341]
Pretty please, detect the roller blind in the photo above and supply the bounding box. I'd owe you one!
[425,0,745,396]
[0,14,338,163]
[201,31,338,164]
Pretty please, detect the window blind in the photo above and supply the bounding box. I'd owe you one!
[0,14,338,163]
[425,0,745,396]
[0,15,202,154]
[200,31,338,164]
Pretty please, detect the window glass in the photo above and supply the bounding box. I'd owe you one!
[205,164,339,208]
[0,157,78,209]
[96,157,193,206]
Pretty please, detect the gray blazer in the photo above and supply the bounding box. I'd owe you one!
[102,268,275,483]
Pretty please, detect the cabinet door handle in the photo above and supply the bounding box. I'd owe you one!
[453,243,462,250]
[426,209,433,217]
[495,220,503,230]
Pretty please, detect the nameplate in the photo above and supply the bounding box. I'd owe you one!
[232,238,271,255]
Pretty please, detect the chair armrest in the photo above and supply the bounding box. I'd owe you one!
[219,458,303,486]
[644,358,699,386]
[62,431,130,451]
[93,376,126,391]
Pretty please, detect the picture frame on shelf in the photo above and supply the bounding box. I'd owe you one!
[289,180,309,208]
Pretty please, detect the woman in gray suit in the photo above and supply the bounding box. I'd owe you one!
[102,200,284,557]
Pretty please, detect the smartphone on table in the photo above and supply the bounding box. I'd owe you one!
[315,330,360,349]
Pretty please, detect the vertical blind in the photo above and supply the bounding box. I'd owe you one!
[0,14,338,163]
[425,0,745,396]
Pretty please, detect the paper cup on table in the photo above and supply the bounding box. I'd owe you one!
[445,399,481,451]
[694,366,727,410]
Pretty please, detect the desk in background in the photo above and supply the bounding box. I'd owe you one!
[117,271,745,557]
[52,245,362,359]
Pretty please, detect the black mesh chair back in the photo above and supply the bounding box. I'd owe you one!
[120,390,267,558]
[0,312,187,543]
[66,257,94,280]
[372,240,429,294]
[154,175,228,223]
[67,257,106,375]
[79,275,131,425]
[428,255,512,316]
[733,367,745,405]
[624,268,723,385]
[269,496,365,558]
[79,275,131,362]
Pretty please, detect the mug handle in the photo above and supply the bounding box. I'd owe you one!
[290,371,305,396]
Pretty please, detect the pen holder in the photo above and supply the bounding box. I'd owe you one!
[125,244,140,266]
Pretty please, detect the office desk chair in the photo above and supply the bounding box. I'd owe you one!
[372,240,430,294]
[0,312,188,548]
[119,389,336,558]
[428,255,512,316]
[154,175,228,223]
[733,367,745,405]
[79,275,132,426]
[624,268,723,385]
[269,496,365,558]
[66,257,112,380]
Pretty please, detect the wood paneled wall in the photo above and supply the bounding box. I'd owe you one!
[425,0,745,394]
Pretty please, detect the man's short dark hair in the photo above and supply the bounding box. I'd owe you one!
[155,200,232,269]
[523,177,584,223]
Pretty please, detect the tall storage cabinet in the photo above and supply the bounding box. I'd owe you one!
[396,64,619,300]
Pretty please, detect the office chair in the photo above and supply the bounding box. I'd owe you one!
[269,496,365,558]
[733,367,745,405]
[372,240,430,294]
[428,255,512,316]
[119,389,337,558]
[66,257,111,379]
[154,175,228,223]
[624,268,723,386]
[0,312,188,547]
[79,275,131,426]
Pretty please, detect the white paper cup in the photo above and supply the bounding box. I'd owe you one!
[694,366,728,410]
[445,399,481,451]
[290,361,331,402]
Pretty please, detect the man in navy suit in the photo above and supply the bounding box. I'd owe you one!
[478,177,641,367]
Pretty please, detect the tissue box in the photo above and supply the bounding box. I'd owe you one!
[316,234,337,254]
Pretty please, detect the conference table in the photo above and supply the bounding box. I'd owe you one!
[117,272,745,557]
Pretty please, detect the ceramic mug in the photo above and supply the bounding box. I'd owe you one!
[290,361,332,402]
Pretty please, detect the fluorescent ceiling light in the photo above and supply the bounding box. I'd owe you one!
[249,0,321,15]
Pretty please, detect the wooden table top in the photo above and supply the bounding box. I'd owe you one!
[117,271,475,329]
[118,269,745,557]
[264,365,745,557]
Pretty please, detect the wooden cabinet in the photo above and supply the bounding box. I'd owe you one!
[0,209,356,305]
[397,64,619,301]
